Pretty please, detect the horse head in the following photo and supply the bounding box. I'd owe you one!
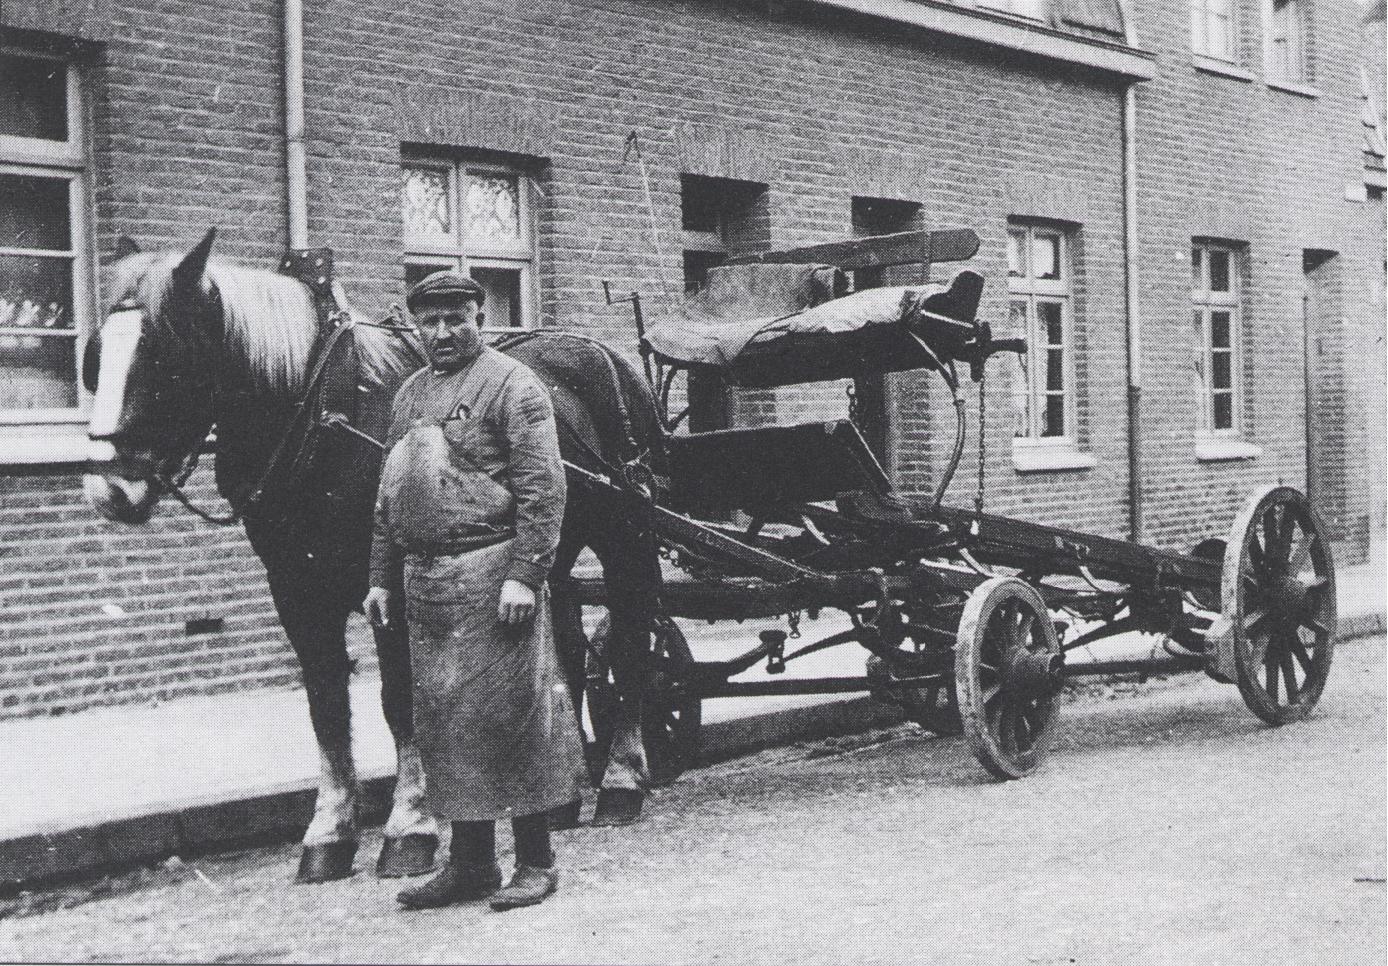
[83,229,222,524]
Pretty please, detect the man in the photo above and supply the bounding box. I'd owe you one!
[364,270,585,911]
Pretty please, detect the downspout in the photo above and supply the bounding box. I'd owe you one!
[284,0,309,249]
[1117,0,1143,542]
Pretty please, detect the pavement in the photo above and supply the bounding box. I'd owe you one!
[0,545,1381,892]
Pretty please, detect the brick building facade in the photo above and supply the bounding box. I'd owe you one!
[0,0,1382,717]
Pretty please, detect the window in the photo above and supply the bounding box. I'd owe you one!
[1191,242,1244,436]
[1191,0,1236,60]
[977,0,1048,20]
[680,174,767,294]
[402,157,537,330]
[1008,224,1076,443]
[1265,0,1304,81]
[0,50,91,429]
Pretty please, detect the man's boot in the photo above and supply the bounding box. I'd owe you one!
[489,865,558,910]
[396,860,502,910]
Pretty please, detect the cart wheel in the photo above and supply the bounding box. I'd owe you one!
[866,656,962,736]
[1221,486,1336,725]
[955,577,1063,780]
[585,615,702,788]
[644,617,702,786]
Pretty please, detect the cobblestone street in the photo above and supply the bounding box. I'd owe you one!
[4,638,1383,966]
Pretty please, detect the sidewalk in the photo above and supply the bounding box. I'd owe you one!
[1,551,1381,890]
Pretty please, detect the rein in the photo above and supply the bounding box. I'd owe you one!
[156,251,418,528]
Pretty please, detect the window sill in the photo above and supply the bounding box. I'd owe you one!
[1266,77,1320,98]
[1012,441,1097,473]
[1193,55,1254,82]
[0,423,90,471]
[1195,436,1262,462]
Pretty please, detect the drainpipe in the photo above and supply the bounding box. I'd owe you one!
[284,0,309,249]
[1117,0,1143,542]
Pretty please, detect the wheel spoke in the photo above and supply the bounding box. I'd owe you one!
[1276,509,1297,565]
[1279,646,1300,705]
[997,704,1016,751]
[1013,706,1031,750]
[1244,608,1269,636]
[1261,507,1282,562]
[1289,636,1315,675]
[1264,652,1279,702]
[1300,610,1331,636]
[1248,534,1265,574]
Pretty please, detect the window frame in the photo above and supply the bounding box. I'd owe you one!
[0,46,95,444]
[1008,224,1078,445]
[1190,241,1246,442]
[1264,0,1305,82]
[1191,0,1238,62]
[401,156,539,333]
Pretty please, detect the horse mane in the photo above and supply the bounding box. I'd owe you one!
[109,252,419,396]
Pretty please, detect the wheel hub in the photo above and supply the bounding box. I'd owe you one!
[1004,649,1064,700]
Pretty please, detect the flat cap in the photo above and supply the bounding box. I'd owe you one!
[406,270,486,311]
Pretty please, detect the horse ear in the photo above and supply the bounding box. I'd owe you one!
[114,236,141,260]
[173,227,217,284]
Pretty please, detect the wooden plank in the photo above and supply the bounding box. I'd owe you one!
[932,505,1222,588]
[726,229,980,270]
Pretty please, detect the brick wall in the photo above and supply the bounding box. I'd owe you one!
[1129,0,1377,555]
[0,0,1379,717]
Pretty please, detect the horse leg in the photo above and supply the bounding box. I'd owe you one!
[371,602,440,878]
[590,529,660,827]
[276,597,360,883]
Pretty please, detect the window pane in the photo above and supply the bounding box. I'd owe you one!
[1212,350,1232,389]
[1033,233,1061,279]
[1039,301,1064,345]
[1208,249,1231,291]
[0,175,71,250]
[1044,395,1065,437]
[1210,310,1231,348]
[1191,247,1203,287]
[465,174,520,241]
[1207,11,1231,57]
[1007,231,1026,277]
[0,332,77,409]
[0,254,74,329]
[0,55,67,141]
[402,166,452,240]
[1212,392,1233,430]
[1009,299,1030,332]
[470,266,523,328]
[1011,351,1031,438]
[1047,349,1065,391]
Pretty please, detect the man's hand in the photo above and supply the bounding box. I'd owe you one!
[364,587,391,628]
[498,579,537,625]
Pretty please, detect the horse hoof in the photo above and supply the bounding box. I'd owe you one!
[376,834,439,878]
[296,841,358,883]
[590,789,644,827]
[547,799,583,831]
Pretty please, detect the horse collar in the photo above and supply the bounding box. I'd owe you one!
[279,247,342,337]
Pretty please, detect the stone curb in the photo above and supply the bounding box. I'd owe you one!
[1,612,1380,893]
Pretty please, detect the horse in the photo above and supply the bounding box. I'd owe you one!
[82,228,665,882]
